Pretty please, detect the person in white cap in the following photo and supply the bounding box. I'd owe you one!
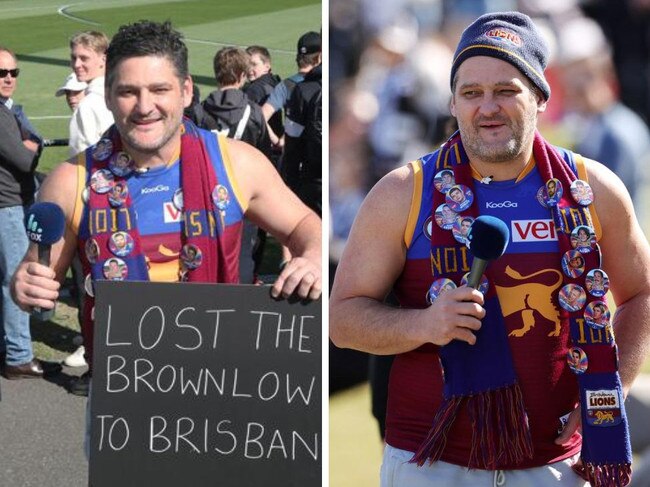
[55,73,87,112]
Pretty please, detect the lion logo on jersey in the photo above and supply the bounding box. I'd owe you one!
[495,265,563,337]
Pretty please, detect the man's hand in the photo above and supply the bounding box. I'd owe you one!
[420,286,486,346]
[271,256,321,300]
[555,406,582,445]
[23,139,39,153]
[11,261,61,312]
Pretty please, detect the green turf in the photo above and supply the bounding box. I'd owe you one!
[1,0,320,173]
[0,0,319,359]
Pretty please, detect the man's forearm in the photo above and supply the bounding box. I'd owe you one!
[330,296,427,355]
[285,212,321,262]
[611,291,650,395]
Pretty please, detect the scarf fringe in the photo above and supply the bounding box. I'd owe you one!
[410,396,462,466]
[411,384,533,469]
[575,461,632,487]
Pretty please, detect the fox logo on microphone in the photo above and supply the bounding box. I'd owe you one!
[26,213,44,243]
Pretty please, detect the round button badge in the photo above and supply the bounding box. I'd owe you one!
[435,203,458,231]
[85,238,100,264]
[584,301,611,330]
[585,269,609,297]
[543,178,563,207]
[434,169,455,194]
[561,250,586,278]
[108,181,128,207]
[452,216,474,245]
[558,283,586,312]
[109,151,134,177]
[181,244,203,270]
[92,138,113,162]
[103,258,128,281]
[567,347,588,374]
[570,225,596,253]
[445,184,474,212]
[108,231,134,257]
[212,185,230,212]
[426,278,457,304]
[461,272,489,295]
[90,169,114,194]
[570,179,594,206]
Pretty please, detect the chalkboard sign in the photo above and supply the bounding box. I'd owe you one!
[88,281,321,487]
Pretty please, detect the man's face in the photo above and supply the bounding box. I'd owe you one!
[114,234,126,248]
[71,44,105,82]
[450,189,464,203]
[106,55,192,157]
[569,288,580,302]
[450,56,546,164]
[0,51,18,99]
[248,53,270,81]
[65,89,85,111]
[460,220,471,235]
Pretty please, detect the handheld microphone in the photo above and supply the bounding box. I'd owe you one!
[466,215,510,289]
[25,202,66,321]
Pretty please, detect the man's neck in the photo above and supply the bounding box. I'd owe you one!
[464,138,535,182]
[124,134,182,171]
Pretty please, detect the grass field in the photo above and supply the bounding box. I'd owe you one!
[2,0,321,172]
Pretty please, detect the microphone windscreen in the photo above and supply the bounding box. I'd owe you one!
[467,215,509,260]
[25,202,66,245]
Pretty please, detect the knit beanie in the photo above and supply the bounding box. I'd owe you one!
[450,12,551,100]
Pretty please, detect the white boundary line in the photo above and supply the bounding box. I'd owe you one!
[30,115,71,120]
[55,3,296,55]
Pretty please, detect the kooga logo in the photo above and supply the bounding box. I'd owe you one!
[141,184,170,195]
[25,213,43,242]
[486,200,518,209]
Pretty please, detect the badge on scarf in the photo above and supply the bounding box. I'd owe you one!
[445,184,473,212]
[180,244,202,270]
[543,178,562,207]
[558,283,586,312]
[452,216,474,245]
[435,203,458,231]
[570,179,594,206]
[212,185,230,212]
[108,182,128,207]
[426,278,456,304]
[90,169,114,194]
[584,301,610,329]
[561,250,585,278]
[172,188,184,211]
[570,225,596,253]
[434,169,455,194]
[461,272,489,295]
[108,231,134,257]
[103,258,128,281]
[92,138,113,162]
[585,389,622,427]
[585,269,609,297]
[567,347,588,374]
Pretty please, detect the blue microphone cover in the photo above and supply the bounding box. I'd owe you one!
[25,202,66,245]
[467,215,510,260]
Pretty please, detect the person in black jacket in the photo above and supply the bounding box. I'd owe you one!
[189,47,271,159]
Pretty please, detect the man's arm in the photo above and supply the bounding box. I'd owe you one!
[586,158,650,394]
[329,165,485,355]
[224,138,321,299]
[11,160,79,311]
[556,157,650,444]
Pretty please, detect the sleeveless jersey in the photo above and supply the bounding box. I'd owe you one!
[73,131,246,282]
[386,148,603,468]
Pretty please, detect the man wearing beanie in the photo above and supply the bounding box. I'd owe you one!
[331,11,650,487]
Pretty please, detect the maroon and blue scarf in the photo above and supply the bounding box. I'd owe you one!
[412,131,632,486]
[80,119,239,364]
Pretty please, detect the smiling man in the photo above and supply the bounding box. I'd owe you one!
[69,31,114,156]
[330,12,650,487]
[12,21,321,396]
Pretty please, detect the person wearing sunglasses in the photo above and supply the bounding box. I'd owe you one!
[0,46,44,380]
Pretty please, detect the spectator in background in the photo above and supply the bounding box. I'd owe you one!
[55,73,87,112]
[69,31,114,156]
[557,16,650,210]
[188,47,271,284]
[245,45,282,144]
[262,31,322,145]
[0,47,43,379]
[55,73,90,371]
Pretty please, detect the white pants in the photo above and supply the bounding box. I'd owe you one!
[380,444,589,487]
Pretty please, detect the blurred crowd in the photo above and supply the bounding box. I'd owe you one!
[330,0,650,272]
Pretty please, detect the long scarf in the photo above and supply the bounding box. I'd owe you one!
[80,119,239,364]
[412,131,632,486]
